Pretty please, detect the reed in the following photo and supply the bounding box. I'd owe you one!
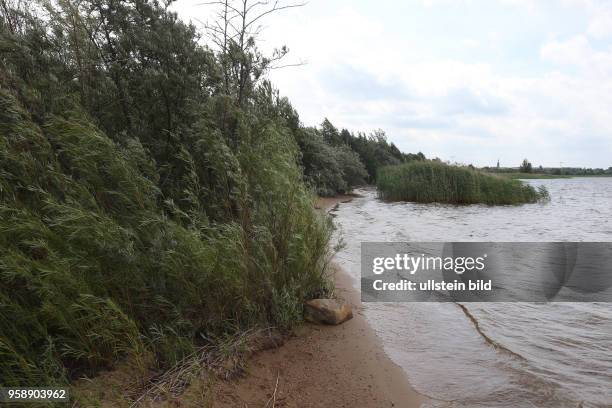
[0,91,333,388]
[377,161,549,205]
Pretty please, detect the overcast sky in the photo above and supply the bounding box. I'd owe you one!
[172,0,612,168]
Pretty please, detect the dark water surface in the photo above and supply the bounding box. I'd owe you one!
[331,178,612,408]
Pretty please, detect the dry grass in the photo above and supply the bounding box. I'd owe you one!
[71,328,284,407]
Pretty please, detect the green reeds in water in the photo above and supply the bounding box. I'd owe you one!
[377,161,550,205]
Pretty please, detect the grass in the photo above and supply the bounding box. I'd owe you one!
[71,328,282,406]
[377,161,550,205]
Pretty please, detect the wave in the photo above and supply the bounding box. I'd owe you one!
[456,303,527,361]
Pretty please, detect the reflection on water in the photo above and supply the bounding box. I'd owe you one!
[332,178,612,408]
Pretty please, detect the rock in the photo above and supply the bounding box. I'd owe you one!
[304,298,353,325]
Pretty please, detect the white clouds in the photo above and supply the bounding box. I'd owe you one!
[540,35,593,65]
[587,12,612,38]
[569,0,612,39]
[540,34,612,80]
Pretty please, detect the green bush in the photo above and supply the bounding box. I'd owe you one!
[377,161,549,205]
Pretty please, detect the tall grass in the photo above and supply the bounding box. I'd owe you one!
[377,161,549,205]
[0,90,333,387]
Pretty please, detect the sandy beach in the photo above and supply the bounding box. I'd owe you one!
[210,195,424,407]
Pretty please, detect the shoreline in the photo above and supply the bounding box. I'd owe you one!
[314,193,358,213]
[212,264,424,407]
[210,195,424,407]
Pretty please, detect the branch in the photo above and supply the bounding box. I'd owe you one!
[197,1,242,16]
[244,1,307,31]
[268,60,307,70]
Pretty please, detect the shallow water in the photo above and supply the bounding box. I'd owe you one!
[331,178,612,408]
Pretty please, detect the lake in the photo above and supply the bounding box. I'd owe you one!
[332,177,612,408]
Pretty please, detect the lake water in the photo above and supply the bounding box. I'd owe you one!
[331,178,612,408]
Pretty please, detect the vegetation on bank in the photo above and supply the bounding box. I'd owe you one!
[0,0,408,390]
[377,161,550,205]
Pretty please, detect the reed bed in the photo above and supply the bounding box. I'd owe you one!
[377,161,549,205]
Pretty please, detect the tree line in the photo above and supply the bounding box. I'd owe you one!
[298,118,426,196]
[485,159,612,176]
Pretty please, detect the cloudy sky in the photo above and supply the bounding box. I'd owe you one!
[173,0,612,168]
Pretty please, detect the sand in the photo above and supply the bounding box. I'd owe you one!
[211,195,424,407]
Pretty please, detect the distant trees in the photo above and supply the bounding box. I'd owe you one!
[520,158,533,173]
[483,162,611,176]
[295,128,349,196]
[294,119,425,196]
[347,128,425,181]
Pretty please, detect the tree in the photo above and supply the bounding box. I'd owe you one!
[335,145,368,189]
[320,118,342,146]
[201,0,305,108]
[520,158,532,173]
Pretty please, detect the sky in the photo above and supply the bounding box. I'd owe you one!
[172,0,612,168]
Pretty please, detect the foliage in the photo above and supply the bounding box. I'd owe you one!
[519,158,533,173]
[295,127,367,196]
[346,128,426,181]
[377,161,549,205]
[295,119,425,195]
[0,0,333,388]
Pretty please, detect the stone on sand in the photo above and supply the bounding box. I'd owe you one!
[304,299,353,325]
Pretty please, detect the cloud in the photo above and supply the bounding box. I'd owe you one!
[540,35,593,66]
[439,88,509,116]
[587,12,612,38]
[320,65,412,101]
[540,34,612,79]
